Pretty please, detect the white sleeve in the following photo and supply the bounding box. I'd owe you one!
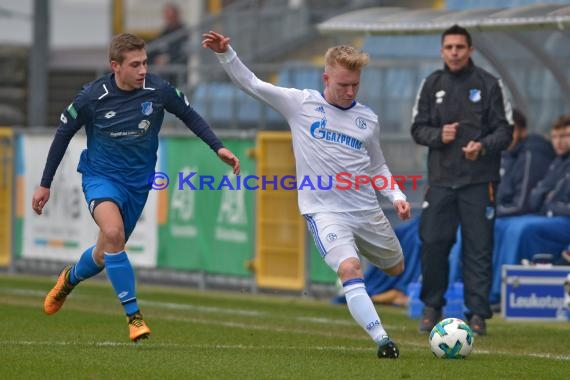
[368,124,407,203]
[215,46,302,119]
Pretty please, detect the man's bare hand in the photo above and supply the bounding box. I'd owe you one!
[217,147,240,175]
[202,31,231,53]
[32,186,50,215]
[441,122,459,144]
[394,199,411,221]
[462,140,483,161]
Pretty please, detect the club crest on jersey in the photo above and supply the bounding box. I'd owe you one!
[469,89,481,103]
[141,101,153,116]
[355,117,367,129]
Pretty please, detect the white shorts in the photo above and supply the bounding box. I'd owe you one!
[304,208,403,273]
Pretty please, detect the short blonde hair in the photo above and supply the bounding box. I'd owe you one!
[109,33,146,63]
[324,45,369,71]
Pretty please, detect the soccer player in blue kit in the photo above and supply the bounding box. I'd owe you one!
[32,33,240,342]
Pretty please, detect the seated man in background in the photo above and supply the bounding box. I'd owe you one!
[495,108,554,216]
[488,114,570,304]
[528,114,570,216]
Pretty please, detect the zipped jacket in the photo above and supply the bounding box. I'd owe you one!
[411,59,513,188]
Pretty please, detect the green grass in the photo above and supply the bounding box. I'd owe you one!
[1,274,569,380]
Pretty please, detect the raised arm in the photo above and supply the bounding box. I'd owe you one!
[202,30,301,119]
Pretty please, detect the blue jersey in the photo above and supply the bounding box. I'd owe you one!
[41,73,223,189]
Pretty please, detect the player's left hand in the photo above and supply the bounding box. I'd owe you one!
[32,186,50,215]
[217,147,240,175]
[462,140,483,161]
[394,199,411,221]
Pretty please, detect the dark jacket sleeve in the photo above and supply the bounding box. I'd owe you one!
[497,141,554,217]
[529,158,563,212]
[162,80,224,153]
[411,78,446,149]
[479,80,513,155]
[541,173,570,217]
[40,91,90,188]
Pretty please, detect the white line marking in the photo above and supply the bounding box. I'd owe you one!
[140,300,265,317]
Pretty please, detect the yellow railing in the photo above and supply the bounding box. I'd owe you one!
[253,131,305,290]
[0,128,13,267]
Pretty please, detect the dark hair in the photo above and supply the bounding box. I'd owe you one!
[441,24,472,47]
[109,33,146,63]
[553,114,570,131]
[512,108,527,129]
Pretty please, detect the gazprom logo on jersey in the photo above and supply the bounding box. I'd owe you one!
[310,120,363,150]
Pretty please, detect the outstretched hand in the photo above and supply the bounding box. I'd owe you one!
[394,199,411,221]
[202,31,230,53]
[217,147,240,175]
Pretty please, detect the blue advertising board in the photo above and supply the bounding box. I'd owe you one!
[502,265,570,321]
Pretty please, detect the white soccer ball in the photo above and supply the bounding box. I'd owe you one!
[429,317,474,359]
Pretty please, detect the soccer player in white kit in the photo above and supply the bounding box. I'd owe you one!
[203,31,411,359]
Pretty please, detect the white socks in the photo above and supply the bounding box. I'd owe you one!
[344,281,388,344]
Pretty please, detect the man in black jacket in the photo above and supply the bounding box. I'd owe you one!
[411,24,513,335]
[496,108,554,216]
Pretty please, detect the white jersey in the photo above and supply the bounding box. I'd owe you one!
[216,47,406,214]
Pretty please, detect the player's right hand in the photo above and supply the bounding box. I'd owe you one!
[202,31,230,53]
[32,186,50,215]
[441,122,459,144]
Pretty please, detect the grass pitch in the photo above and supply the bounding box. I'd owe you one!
[1,273,569,380]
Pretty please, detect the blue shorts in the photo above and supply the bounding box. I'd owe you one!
[82,176,149,241]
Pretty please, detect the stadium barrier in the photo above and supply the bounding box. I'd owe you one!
[0,128,13,267]
[10,129,336,292]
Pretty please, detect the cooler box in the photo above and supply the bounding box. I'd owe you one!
[502,265,570,321]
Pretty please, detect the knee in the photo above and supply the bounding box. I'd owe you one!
[384,259,404,276]
[337,258,363,282]
[100,225,125,250]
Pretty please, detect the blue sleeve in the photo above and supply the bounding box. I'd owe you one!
[40,91,90,188]
[162,81,224,152]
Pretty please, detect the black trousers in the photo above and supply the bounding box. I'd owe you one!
[419,183,496,319]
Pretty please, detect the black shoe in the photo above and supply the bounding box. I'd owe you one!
[419,306,442,333]
[377,337,399,359]
[468,314,487,336]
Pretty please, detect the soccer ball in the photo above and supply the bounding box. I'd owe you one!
[429,318,474,359]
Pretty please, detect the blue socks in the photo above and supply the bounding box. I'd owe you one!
[68,246,104,285]
[104,251,140,316]
[343,278,388,344]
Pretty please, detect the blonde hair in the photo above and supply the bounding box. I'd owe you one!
[109,33,146,63]
[324,45,369,71]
